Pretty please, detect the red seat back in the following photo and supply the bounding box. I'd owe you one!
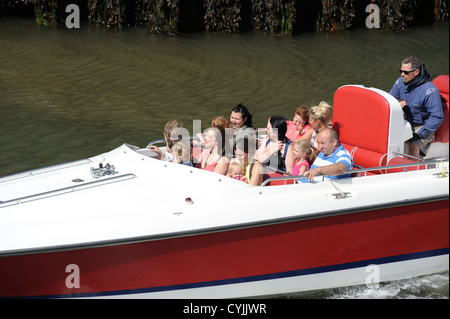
[332,86,391,171]
[433,75,449,143]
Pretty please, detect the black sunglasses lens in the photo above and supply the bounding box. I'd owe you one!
[399,69,416,74]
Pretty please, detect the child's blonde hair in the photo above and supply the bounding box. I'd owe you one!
[164,120,183,149]
[295,139,317,163]
[172,140,191,164]
[228,160,245,175]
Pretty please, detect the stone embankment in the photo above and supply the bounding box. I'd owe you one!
[1,0,448,34]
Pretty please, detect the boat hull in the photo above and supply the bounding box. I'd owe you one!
[1,198,448,298]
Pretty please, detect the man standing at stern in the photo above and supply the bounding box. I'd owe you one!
[389,56,444,158]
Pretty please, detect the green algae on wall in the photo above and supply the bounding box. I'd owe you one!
[2,0,449,34]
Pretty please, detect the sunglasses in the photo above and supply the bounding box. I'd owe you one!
[399,69,417,75]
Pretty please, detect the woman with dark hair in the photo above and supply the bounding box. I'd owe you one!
[248,115,295,186]
[230,103,256,158]
[230,103,253,134]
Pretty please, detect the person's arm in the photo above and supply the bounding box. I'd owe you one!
[298,128,314,142]
[213,156,230,175]
[419,88,444,137]
[254,137,280,164]
[304,162,348,182]
[149,145,165,160]
[388,77,402,99]
[298,163,309,176]
[284,144,295,174]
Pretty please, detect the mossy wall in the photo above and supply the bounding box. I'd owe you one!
[2,0,449,34]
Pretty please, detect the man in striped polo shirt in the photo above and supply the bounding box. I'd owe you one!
[302,128,353,183]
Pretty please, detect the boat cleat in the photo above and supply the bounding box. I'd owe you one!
[90,156,116,179]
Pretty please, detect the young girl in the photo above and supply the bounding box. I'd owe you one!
[292,140,316,177]
[171,139,193,166]
[227,160,247,183]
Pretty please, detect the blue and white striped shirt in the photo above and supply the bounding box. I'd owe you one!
[299,144,353,182]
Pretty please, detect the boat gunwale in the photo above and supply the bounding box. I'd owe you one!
[1,194,447,258]
[261,157,449,186]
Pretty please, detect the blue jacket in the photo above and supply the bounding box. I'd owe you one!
[389,72,444,138]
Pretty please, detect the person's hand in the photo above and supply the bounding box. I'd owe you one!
[408,133,421,143]
[398,99,407,107]
[303,167,321,182]
[149,145,164,160]
[266,140,283,156]
[277,141,283,151]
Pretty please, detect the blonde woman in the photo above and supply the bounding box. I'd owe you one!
[300,101,331,152]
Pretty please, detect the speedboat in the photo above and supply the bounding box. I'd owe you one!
[0,76,448,298]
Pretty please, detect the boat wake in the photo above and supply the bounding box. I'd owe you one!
[328,271,449,299]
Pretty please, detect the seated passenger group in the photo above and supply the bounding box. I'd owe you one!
[150,102,353,185]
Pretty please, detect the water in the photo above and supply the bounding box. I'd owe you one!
[0,16,448,298]
[276,271,449,299]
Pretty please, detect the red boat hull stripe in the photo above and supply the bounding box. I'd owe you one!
[16,247,448,299]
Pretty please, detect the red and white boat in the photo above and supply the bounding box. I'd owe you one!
[0,76,448,298]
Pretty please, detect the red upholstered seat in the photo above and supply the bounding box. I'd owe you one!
[433,75,449,143]
[332,86,390,172]
[264,172,294,186]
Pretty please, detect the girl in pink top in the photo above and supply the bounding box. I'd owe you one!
[292,140,317,177]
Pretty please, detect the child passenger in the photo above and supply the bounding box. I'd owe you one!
[292,140,316,177]
[149,120,184,161]
[234,137,256,181]
[172,139,193,166]
[227,160,247,183]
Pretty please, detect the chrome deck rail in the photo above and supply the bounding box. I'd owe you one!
[0,173,136,209]
[261,158,449,187]
[146,139,166,149]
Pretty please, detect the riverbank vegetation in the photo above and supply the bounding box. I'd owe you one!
[1,0,448,34]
